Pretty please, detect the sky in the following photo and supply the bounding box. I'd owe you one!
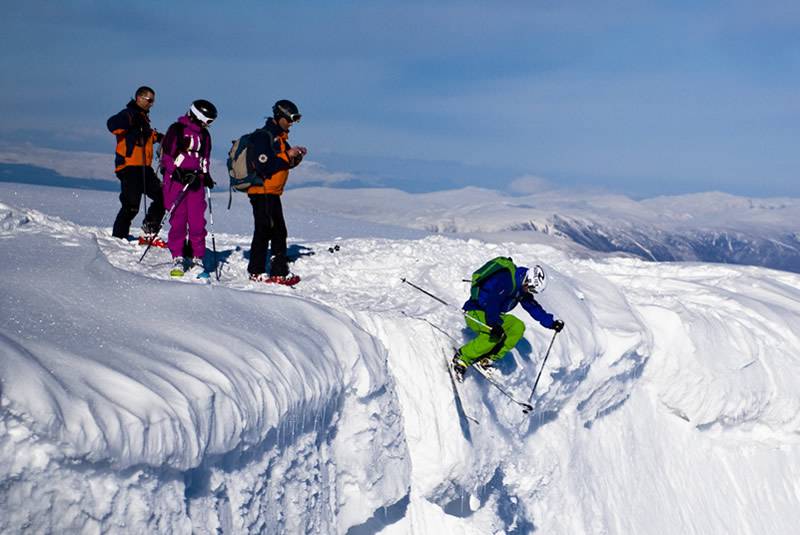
[1,0,799,197]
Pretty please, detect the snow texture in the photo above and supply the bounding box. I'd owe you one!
[2,182,800,534]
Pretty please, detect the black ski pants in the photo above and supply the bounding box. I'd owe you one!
[112,166,165,239]
[247,194,289,276]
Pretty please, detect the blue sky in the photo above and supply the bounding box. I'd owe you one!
[1,1,799,197]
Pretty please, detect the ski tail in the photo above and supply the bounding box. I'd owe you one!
[442,348,479,426]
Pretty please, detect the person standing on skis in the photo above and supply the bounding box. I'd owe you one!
[160,99,217,278]
[453,257,564,381]
[107,86,165,243]
[245,99,307,286]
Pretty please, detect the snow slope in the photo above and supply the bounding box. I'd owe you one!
[2,184,800,534]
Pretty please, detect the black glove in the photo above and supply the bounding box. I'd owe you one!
[173,169,197,185]
[552,319,565,332]
[203,174,215,189]
[489,324,505,339]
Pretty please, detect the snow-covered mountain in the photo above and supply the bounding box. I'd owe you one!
[284,187,800,274]
[4,157,799,273]
[2,182,800,534]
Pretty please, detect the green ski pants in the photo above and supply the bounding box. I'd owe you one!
[458,310,525,366]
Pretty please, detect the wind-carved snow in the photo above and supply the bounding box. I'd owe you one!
[0,202,409,533]
[2,188,800,534]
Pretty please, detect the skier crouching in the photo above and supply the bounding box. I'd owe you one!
[453,258,564,381]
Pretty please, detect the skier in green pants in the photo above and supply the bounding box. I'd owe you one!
[453,257,564,381]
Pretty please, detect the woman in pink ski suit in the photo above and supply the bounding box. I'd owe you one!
[160,100,217,274]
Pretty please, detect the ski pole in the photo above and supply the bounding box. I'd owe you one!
[138,178,194,263]
[140,130,149,221]
[401,278,491,330]
[205,186,220,281]
[400,310,461,345]
[528,330,558,402]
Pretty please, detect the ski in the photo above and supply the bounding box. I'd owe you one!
[442,349,480,426]
[138,235,168,248]
[169,269,211,282]
[471,364,534,414]
[249,274,301,286]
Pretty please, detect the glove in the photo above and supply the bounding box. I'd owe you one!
[203,174,215,189]
[173,169,197,185]
[552,319,565,332]
[489,324,505,339]
[288,146,307,167]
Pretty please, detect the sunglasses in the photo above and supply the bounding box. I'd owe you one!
[138,95,155,103]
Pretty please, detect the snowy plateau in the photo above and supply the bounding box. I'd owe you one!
[1,182,800,535]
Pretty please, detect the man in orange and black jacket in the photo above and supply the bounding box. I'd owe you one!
[107,86,165,240]
[245,99,307,285]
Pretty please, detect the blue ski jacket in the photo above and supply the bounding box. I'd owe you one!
[463,266,556,329]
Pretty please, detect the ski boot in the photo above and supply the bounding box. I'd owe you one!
[139,221,166,248]
[474,357,496,379]
[169,257,185,277]
[451,353,468,383]
[187,257,208,279]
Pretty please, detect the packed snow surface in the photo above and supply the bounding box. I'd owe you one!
[2,183,800,534]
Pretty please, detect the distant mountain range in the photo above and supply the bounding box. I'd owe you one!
[0,163,118,191]
[2,163,798,274]
[285,188,800,274]
[548,214,800,272]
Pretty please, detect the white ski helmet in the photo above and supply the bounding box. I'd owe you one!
[525,264,547,294]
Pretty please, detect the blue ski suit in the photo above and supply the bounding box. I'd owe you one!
[459,266,556,366]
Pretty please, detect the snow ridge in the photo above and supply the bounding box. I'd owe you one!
[0,202,409,533]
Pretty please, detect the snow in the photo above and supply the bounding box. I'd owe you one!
[2,182,800,534]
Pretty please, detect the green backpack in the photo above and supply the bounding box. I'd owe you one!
[470,256,517,300]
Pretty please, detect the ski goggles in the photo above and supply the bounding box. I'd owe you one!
[276,104,302,123]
